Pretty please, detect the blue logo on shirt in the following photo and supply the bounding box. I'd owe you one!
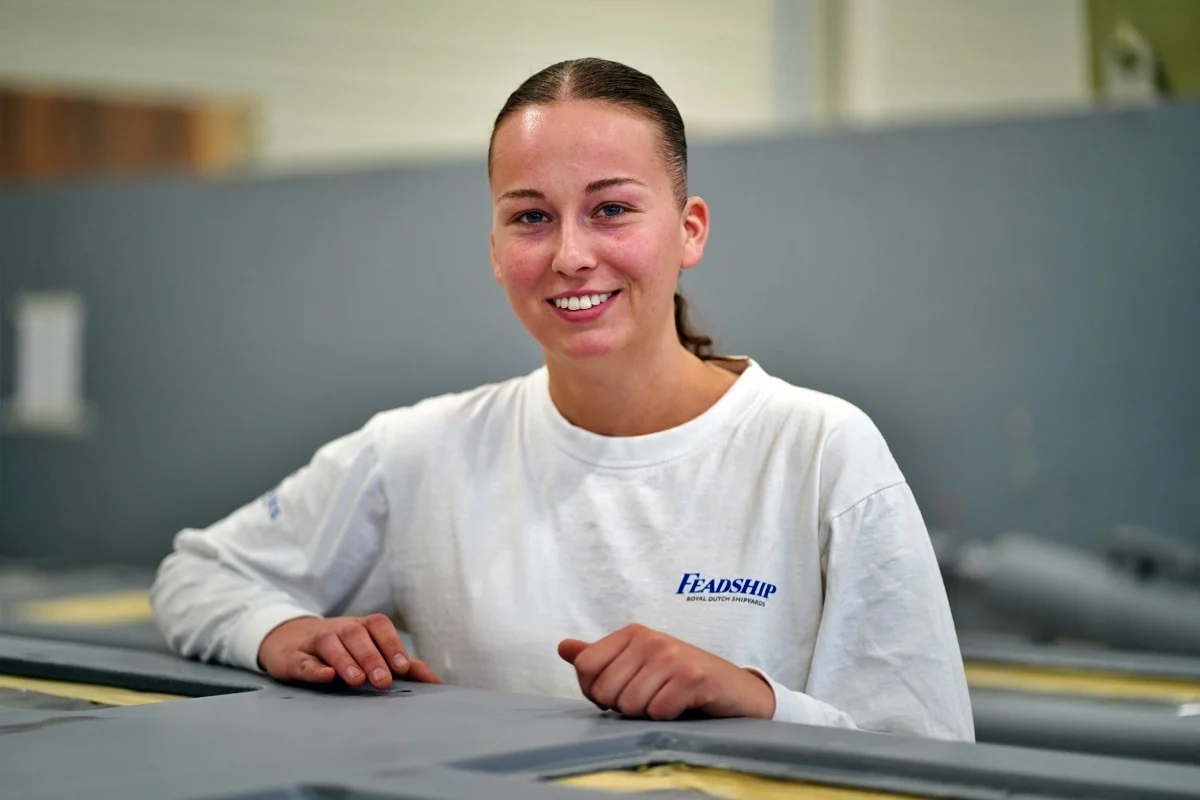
[676,572,777,607]
[263,488,282,521]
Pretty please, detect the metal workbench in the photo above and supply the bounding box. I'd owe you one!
[4,565,1200,769]
[2,634,1200,800]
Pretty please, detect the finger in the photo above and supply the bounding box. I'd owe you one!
[404,659,444,685]
[572,626,639,694]
[613,662,672,718]
[339,622,393,689]
[645,677,693,721]
[557,638,589,665]
[290,653,336,684]
[589,645,647,710]
[362,614,411,677]
[313,629,367,687]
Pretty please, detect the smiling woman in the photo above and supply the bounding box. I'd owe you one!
[487,60,714,384]
[149,58,974,742]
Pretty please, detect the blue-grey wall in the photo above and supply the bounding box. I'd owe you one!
[2,104,1198,566]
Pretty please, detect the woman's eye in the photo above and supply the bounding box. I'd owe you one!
[517,211,549,225]
[597,204,626,219]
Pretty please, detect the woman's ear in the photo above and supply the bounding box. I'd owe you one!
[680,196,710,272]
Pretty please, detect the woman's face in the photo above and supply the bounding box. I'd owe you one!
[489,100,708,363]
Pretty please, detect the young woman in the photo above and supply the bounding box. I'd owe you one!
[151,58,974,741]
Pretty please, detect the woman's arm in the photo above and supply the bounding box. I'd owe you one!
[787,481,974,740]
[555,412,972,739]
[150,415,397,676]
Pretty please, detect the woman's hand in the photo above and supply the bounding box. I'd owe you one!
[557,624,775,721]
[258,614,442,690]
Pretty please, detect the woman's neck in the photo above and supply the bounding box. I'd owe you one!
[545,338,739,437]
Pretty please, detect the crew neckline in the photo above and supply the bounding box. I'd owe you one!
[526,359,769,468]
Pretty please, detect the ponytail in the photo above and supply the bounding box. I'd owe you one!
[673,292,716,361]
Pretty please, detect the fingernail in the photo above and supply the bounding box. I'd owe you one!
[345,666,362,680]
[392,654,408,669]
[372,668,388,683]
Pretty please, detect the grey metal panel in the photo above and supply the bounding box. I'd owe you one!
[0,563,167,650]
[960,633,1200,680]
[0,620,166,651]
[2,104,1199,565]
[970,688,1200,763]
[0,633,264,695]
[10,604,1200,764]
[2,635,1200,800]
[944,533,1200,655]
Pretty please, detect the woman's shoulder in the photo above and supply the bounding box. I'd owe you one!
[746,363,905,512]
[365,369,539,445]
[745,362,876,438]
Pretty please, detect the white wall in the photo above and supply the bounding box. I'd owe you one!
[831,0,1090,123]
[0,0,785,168]
[0,0,1092,169]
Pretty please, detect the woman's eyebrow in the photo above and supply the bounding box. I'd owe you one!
[496,177,648,203]
[497,188,544,202]
[586,177,646,193]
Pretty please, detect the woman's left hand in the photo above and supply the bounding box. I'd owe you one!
[557,624,776,721]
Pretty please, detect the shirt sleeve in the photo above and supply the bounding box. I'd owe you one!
[759,482,974,740]
[149,416,395,673]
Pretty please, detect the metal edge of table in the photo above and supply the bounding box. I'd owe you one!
[1,634,1199,800]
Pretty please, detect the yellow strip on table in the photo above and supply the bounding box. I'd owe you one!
[965,662,1200,703]
[0,673,182,706]
[13,590,153,627]
[556,763,918,799]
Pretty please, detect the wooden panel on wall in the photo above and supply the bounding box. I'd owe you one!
[0,86,254,184]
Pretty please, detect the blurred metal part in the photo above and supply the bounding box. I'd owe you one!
[960,632,1200,682]
[1101,19,1162,106]
[940,531,1200,655]
[1106,524,1200,585]
[971,687,1200,764]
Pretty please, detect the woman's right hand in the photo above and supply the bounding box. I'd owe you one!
[258,614,443,690]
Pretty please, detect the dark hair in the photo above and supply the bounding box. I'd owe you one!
[489,57,718,361]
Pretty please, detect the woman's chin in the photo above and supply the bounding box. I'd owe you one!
[545,330,625,362]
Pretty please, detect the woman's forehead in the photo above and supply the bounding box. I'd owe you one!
[490,101,666,188]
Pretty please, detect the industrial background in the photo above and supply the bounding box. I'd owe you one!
[2,0,1200,663]
[4,3,1200,796]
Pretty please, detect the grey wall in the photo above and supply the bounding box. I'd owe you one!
[2,104,1198,566]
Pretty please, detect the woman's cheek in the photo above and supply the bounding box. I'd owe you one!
[602,230,672,284]
[500,238,550,288]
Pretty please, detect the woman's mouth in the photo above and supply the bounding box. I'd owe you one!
[549,290,619,312]
[546,290,621,322]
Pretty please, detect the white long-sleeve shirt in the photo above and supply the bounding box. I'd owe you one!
[151,360,974,741]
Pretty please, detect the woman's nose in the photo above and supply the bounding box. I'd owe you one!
[551,220,597,275]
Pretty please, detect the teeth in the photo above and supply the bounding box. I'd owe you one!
[553,292,612,310]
